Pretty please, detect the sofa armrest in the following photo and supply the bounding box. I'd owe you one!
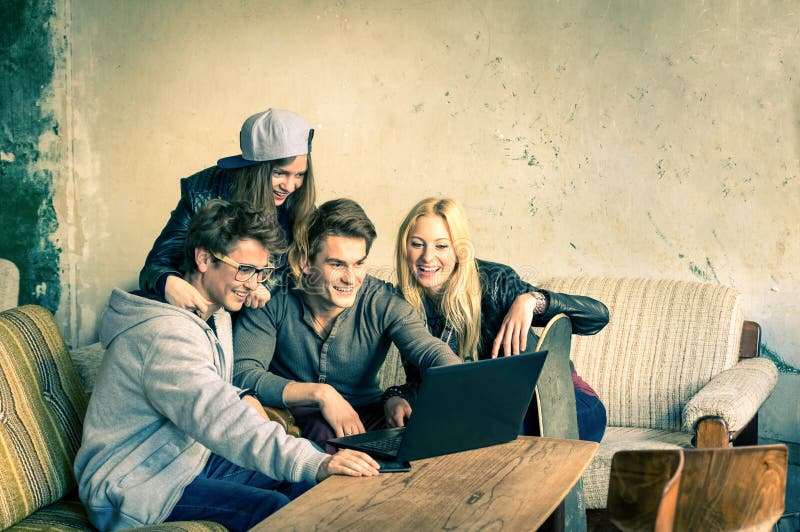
[70,342,106,393]
[682,358,778,436]
[262,406,301,437]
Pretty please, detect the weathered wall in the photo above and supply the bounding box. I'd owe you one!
[4,0,798,441]
[0,0,64,313]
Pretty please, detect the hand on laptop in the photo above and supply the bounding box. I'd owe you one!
[316,449,380,481]
[384,397,412,427]
[318,385,366,437]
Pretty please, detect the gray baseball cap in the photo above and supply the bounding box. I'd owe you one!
[217,108,314,169]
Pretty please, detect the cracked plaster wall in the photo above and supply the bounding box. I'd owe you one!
[4,0,798,442]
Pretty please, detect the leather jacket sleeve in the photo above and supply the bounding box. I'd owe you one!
[139,168,228,294]
[479,259,609,337]
[139,189,194,293]
[536,290,609,336]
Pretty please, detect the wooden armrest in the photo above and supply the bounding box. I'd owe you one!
[739,320,761,359]
[262,406,301,437]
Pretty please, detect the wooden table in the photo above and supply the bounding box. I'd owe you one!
[252,436,598,531]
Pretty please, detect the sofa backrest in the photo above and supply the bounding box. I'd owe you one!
[538,277,744,432]
[0,305,89,528]
[0,258,20,311]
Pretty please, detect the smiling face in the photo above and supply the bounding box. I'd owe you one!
[195,238,270,313]
[405,214,457,294]
[302,235,368,316]
[271,155,307,206]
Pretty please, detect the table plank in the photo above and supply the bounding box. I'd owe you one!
[253,436,598,531]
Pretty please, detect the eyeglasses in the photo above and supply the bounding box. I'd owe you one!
[212,252,276,283]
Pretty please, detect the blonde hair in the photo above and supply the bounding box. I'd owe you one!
[395,198,481,358]
[230,155,316,231]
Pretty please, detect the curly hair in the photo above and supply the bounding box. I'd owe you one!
[184,199,288,273]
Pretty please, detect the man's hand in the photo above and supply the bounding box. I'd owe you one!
[491,292,537,357]
[316,449,380,481]
[384,397,412,428]
[318,385,366,438]
[244,284,271,308]
[165,275,213,315]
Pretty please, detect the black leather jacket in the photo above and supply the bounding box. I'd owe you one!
[388,259,609,400]
[139,166,291,295]
[474,259,608,357]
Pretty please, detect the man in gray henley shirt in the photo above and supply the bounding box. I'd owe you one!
[234,198,461,452]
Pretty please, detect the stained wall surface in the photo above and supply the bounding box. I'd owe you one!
[3,1,798,442]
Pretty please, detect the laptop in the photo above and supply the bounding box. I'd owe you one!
[328,349,548,466]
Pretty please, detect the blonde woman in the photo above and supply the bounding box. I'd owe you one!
[386,197,609,442]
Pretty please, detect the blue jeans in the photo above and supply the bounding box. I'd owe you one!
[520,389,607,443]
[165,453,314,531]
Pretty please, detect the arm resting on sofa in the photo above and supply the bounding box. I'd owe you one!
[682,358,778,445]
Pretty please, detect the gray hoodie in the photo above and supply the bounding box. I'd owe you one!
[74,289,326,531]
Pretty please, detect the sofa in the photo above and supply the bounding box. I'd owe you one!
[365,273,778,512]
[535,277,778,509]
[0,305,226,531]
[63,273,779,518]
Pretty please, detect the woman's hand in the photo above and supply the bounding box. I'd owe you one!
[165,275,213,315]
[244,284,271,308]
[491,292,537,357]
[316,450,380,481]
[384,397,412,428]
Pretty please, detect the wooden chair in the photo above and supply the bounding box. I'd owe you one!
[607,444,788,531]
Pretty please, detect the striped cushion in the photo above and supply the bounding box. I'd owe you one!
[7,498,93,531]
[6,497,228,531]
[537,277,743,431]
[0,306,89,529]
[582,426,694,509]
[130,521,229,531]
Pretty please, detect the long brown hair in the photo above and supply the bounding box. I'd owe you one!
[229,154,316,230]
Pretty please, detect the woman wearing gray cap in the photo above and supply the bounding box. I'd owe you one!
[139,108,315,314]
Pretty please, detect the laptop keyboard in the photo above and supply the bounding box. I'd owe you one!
[357,434,403,455]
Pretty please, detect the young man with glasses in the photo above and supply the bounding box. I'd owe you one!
[233,198,462,453]
[75,200,378,532]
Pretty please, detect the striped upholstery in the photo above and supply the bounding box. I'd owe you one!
[537,277,743,431]
[7,499,94,531]
[128,521,228,531]
[581,427,694,508]
[1,306,233,531]
[683,357,778,432]
[0,305,89,529]
[533,277,771,509]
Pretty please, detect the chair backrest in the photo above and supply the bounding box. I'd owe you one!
[0,258,20,311]
[537,277,744,431]
[0,305,89,528]
[534,313,578,440]
[608,445,788,532]
[534,314,587,532]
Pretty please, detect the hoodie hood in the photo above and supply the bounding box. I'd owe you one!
[100,288,211,349]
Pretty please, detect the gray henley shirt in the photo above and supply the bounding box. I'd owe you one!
[233,275,461,407]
